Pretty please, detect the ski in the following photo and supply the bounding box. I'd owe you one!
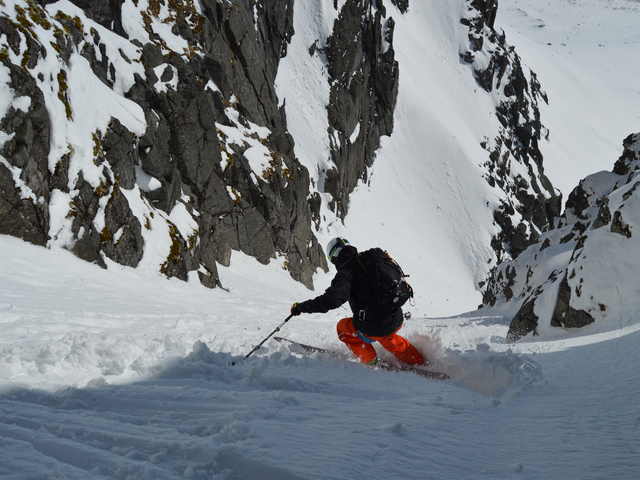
[273,337,449,381]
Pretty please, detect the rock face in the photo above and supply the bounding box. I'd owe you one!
[0,56,50,246]
[0,0,326,287]
[4,0,373,289]
[460,1,561,277]
[324,1,400,219]
[490,133,640,341]
[472,0,498,29]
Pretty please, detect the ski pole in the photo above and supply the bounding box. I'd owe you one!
[233,313,294,365]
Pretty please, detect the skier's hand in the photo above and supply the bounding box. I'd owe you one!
[291,302,302,316]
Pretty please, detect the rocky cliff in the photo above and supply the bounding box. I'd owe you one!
[462,4,640,340]
[0,0,409,289]
[1,0,568,299]
[322,0,400,219]
[493,133,640,341]
[460,0,562,275]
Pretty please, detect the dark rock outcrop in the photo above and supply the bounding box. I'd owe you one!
[0,58,50,246]
[472,0,498,30]
[469,4,560,262]
[506,296,537,342]
[124,0,328,288]
[1,0,404,290]
[549,275,594,329]
[324,0,401,219]
[459,1,562,307]
[500,133,640,341]
[0,0,325,288]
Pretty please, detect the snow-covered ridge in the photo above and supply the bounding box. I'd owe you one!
[459,0,561,265]
[484,132,640,341]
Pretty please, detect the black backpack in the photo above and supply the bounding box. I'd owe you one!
[357,248,414,321]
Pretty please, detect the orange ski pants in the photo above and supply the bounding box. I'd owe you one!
[336,317,424,365]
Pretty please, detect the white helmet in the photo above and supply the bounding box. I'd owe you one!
[326,237,350,264]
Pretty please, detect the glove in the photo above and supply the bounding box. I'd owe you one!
[291,302,302,316]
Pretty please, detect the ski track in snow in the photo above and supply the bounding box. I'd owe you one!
[2,235,640,479]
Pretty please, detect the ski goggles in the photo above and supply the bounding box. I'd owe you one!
[328,238,349,264]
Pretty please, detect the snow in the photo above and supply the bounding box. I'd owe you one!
[2,0,640,478]
[342,0,504,316]
[121,0,190,57]
[2,233,640,479]
[497,0,640,200]
[134,165,162,192]
[215,108,274,186]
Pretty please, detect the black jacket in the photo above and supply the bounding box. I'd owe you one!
[298,246,403,337]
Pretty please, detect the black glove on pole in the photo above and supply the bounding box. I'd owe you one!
[233,313,294,364]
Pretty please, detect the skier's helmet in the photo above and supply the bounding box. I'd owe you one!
[327,237,350,265]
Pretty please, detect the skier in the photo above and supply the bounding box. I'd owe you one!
[291,238,425,366]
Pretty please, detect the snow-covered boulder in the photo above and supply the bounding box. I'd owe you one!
[485,132,640,341]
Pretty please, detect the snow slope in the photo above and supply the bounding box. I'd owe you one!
[2,234,640,479]
[2,0,640,478]
[497,0,640,198]
[277,0,503,317]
